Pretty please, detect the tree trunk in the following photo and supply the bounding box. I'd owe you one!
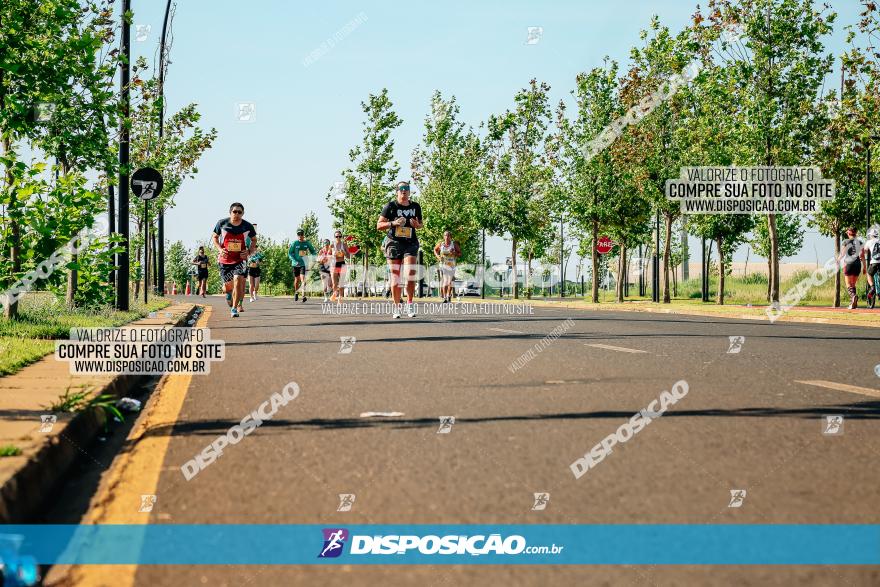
[766,257,772,302]
[511,239,519,299]
[833,229,841,308]
[3,136,19,319]
[362,244,368,297]
[768,213,780,302]
[716,237,725,305]
[662,213,673,303]
[591,219,599,303]
[616,244,626,303]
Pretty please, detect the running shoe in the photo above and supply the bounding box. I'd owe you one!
[231,308,239,318]
[225,292,233,307]
[392,305,401,319]
[302,296,307,303]
[295,292,299,301]
[249,295,255,302]
[406,303,416,318]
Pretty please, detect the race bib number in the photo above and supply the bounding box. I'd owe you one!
[226,241,242,252]
[335,251,345,260]
[199,263,207,269]
[445,260,455,267]
[394,226,413,238]
[298,249,308,257]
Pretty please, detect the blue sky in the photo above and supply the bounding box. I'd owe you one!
[129,0,866,268]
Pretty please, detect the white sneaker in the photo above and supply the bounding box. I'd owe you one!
[406,303,416,318]
[249,295,255,302]
[392,305,401,319]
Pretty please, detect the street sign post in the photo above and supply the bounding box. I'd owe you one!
[131,168,164,303]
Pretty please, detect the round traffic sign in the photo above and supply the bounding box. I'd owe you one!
[131,167,163,201]
[597,236,614,255]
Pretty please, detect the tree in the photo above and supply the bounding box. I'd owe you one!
[329,89,402,294]
[483,79,554,299]
[622,17,697,303]
[411,92,485,264]
[552,62,619,302]
[690,214,755,304]
[695,0,835,302]
[751,214,803,300]
[1,0,119,316]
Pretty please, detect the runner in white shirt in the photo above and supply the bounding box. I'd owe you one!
[863,226,880,309]
[433,231,460,303]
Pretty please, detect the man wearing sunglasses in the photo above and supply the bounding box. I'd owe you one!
[212,202,257,318]
[378,181,423,318]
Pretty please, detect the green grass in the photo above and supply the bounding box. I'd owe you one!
[0,292,171,377]
[0,445,22,457]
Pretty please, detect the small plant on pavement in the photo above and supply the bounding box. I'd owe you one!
[45,385,124,423]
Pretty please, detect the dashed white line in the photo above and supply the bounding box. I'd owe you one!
[794,380,880,399]
[584,343,648,354]
[488,327,524,335]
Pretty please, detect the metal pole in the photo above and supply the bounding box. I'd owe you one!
[701,237,707,302]
[116,0,131,311]
[108,182,115,290]
[559,218,564,298]
[653,211,660,302]
[157,0,172,296]
[481,228,486,299]
[144,199,149,303]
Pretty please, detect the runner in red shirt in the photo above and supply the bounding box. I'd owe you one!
[212,202,257,318]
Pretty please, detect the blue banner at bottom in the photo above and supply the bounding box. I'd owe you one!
[6,525,880,565]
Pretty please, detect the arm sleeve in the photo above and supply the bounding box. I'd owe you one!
[212,220,222,235]
[288,243,296,261]
[379,201,393,219]
[309,243,317,254]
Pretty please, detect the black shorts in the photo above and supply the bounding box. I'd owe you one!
[868,263,879,279]
[248,267,261,278]
[843,260,862,276]
[219,261,247,283]
[383,238,420,260]
[197,270,208,280]
[293,265,306,277]
[319,264,330,274]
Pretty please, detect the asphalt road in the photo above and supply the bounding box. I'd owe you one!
[81,296,880,585]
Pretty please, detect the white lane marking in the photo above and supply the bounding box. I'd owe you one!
[359,412,405,418]
[489,327,524,334]
[584,343,648,354]
[794,380,880,399]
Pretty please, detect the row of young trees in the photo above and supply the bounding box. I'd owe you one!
[0,1,215,316]
[329,0,879,305]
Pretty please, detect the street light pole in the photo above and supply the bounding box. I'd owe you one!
[559,218,564,298]
[116,0,131,311]
[481,227,486,299]
[157,0,173,295]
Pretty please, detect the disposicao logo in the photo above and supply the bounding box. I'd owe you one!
[319,528,349,558]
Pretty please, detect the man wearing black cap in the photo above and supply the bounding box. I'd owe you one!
[288,228,316,302]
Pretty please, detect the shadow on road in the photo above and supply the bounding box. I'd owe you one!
[135,399,880,439]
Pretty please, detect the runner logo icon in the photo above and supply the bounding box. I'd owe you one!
[531,493,550,511]
[728,489,746,508]
[319,528,349,558]
[337,493,356,512]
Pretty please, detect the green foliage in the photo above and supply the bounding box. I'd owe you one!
[165,240,191,292]
[329,88,403,268]
[45,384,123,423]
[412,92,485,263]
[0,445,22,457]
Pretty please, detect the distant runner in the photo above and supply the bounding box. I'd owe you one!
[247,244,264,302]
[330,231,350,302]
[378,180,422,319]
[192,246,209,298]
[433,230,460,303]
[212,202,256,318]
[288,229,316,302]
[839,226,865,310]
[317,238,333,301]
[864,226,880,309]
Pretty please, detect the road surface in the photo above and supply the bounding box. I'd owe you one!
[54,296,880,586]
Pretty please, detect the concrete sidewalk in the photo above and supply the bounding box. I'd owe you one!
[0,302,199,523]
